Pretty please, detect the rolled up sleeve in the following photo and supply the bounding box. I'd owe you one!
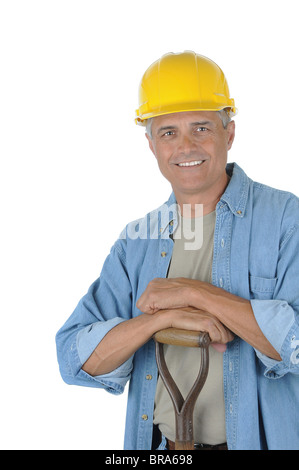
[251,299,298,378]
[76,318,134,393]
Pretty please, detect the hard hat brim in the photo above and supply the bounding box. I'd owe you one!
[135,103,237,126]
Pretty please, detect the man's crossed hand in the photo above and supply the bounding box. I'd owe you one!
[137,277,234,352]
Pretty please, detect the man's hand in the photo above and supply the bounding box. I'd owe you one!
[155,306,235,352]
[136,277,235,351]
[136,277,201,314]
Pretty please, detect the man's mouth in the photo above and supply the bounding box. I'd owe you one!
[176,160,204,167]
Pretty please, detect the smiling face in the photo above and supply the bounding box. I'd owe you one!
[146,111,235,211]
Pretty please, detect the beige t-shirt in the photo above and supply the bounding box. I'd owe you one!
[153,211,226,444]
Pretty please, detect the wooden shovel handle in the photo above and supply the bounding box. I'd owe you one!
[153,328,210,348]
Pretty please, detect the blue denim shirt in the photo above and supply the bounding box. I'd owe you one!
[56,163,299,450]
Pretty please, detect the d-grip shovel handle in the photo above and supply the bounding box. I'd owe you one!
[153,328,210,450]
[154,327,210,348]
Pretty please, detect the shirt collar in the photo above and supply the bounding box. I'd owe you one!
[220,162,250,218]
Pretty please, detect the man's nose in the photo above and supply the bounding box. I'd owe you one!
[178,135,195,154]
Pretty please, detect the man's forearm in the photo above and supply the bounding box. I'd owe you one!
[82,311,169,376]
[190,285,282,361]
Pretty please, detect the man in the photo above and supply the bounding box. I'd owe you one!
[56,51,299,450]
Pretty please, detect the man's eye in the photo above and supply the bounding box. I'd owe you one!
[163,131,175,137]
[195,127,208,132]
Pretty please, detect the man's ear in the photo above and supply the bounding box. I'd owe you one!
[145,133,156,157]
[227,120,235,151]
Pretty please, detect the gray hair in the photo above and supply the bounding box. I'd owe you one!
[146,109,232,139]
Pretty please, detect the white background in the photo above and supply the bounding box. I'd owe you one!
[1,0,298,450]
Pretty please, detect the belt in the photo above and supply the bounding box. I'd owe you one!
[167,439,228,451]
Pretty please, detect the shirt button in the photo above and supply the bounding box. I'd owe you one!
[146,374,152,380]
[219,278,223,287]
[221,238,225,248]
[141,414,148,421]
[161,251,167,257]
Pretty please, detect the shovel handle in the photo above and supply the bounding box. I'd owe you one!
[153,328,210,348]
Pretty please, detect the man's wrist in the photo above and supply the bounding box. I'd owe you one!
[189,285,208,310]
[189,283,223,316]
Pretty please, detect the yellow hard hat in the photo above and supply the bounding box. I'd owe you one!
[135,51,237,126]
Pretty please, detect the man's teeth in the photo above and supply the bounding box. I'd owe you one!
[178,160,203,167]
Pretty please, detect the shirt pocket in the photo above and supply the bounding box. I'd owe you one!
[249,275,277,300]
